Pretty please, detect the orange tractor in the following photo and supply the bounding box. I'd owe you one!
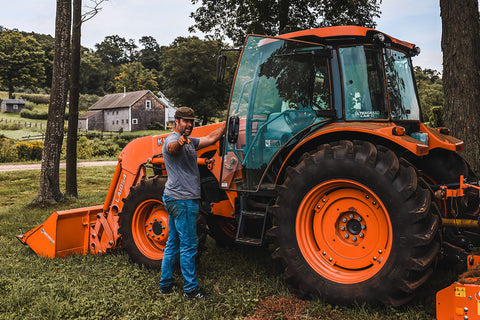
[17,26,480,313]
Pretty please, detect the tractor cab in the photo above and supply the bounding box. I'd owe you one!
[221,27,422,192]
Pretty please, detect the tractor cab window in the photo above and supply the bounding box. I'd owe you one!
[385,49,420,121]
[222,35,332,191]
[340,46,388,120]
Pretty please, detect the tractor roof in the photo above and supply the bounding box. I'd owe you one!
[278,25,417,54]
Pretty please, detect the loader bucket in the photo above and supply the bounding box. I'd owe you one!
[16,205,103,258]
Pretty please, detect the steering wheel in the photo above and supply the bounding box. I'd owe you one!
[283,110,315,132]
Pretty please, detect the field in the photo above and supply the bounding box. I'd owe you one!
[0,166,454,319]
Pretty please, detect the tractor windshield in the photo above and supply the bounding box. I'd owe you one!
[339,45,420,121]
[221,35,332,191]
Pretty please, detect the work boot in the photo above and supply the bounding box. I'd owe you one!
[159,283,179,294]
[183,287,208,300]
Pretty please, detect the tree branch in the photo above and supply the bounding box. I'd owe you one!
[81,0,108,23]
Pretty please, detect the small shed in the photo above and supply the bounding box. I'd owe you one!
[1,99,26,113]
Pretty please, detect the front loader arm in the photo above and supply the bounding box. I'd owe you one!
[17,123,223,258]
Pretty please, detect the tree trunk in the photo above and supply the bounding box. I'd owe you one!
[66,0,81,197]
[8,85,14,99]
[36,0,71,204]
[440,0,480,174]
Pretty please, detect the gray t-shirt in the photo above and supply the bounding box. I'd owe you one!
[163,132,201,200]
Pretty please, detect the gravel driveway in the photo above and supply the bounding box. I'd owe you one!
[0,161,118,172]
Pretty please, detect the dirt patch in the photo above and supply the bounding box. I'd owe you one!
[244,296,311,320]
[459,263,480,284]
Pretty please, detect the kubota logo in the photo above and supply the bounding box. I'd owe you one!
[116,173,127,203]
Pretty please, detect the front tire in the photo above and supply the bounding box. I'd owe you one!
[270,140,440,306]
[119,176,207,268]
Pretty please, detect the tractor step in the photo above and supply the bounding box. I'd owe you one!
[235,209,268,246]
[235,236,263,246]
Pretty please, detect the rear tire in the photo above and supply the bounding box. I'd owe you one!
[270,140,440,306]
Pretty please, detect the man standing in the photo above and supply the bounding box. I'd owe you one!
[159,107,225,299]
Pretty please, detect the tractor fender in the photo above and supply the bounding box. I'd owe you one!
[273,122,463,187]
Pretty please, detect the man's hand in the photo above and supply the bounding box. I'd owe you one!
[178,134,191,146]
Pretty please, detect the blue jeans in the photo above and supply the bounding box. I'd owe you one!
[159,195,199,293]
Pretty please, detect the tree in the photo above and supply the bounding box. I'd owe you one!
[114,62,159,92]
[440,0,480,174]
[36,0,71,203]
[189,0,381,45]
[66,0,107,197]
[138,36,162,71]
[160,36,230,124]
[0,31,46,98]
[95,35,137,66]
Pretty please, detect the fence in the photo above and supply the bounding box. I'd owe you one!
[0,118,46,130]
[20,131,121,141]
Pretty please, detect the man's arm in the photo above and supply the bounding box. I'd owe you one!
[168,134,190,155]
[197,122,226,149]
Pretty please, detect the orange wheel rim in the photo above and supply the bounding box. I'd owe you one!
[296,179,393,284]
[132,199,168,260]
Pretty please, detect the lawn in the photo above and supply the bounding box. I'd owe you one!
[0,167,450,319]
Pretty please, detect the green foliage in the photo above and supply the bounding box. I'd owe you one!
[19,109,48,120]
[79,49,113,95]
[414,66,444,121]
[429,106,444,127]
[78,93,101,111]
[18,93,50,104]
[114,62,159,92]
[76,136,120,159]
[138,36,162,71]
[190,0,382,45]
[146,121,164,130]
[161,37,230,124]
[0,123,21,130]
[14,140,43,161]
[0,138,16,162]
[0,31,46,97]
[95,35,137,66]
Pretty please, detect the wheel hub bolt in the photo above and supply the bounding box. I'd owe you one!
[366,195,370,199]
[344,234,349,239]
[357,217,362,222]
[372,201,376,205]
[340,226,345,231]
[361,225,366,230]
[359,233,364,238]
[352,236,357,242]
[322,199,326,202]
[342,218,347,223]
[379,250,382,254]
[323,251,326,255]
[349,214,354,219]
[157,236,160,240]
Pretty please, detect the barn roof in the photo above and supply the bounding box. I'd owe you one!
[1,99,25,104]
[89,90,163,111]
[79,110,101,120]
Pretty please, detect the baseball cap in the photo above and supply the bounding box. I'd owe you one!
[175,107,196,120]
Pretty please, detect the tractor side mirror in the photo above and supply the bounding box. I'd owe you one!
[227,115,240,144]
[216,55,226,84]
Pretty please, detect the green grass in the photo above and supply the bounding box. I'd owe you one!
[0,167,453,319]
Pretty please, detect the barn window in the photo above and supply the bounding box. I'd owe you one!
[13,104,18,110]
[132,118,138,124]
[146,100,152,110]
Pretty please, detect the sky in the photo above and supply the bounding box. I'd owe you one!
[1,1,446,71]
